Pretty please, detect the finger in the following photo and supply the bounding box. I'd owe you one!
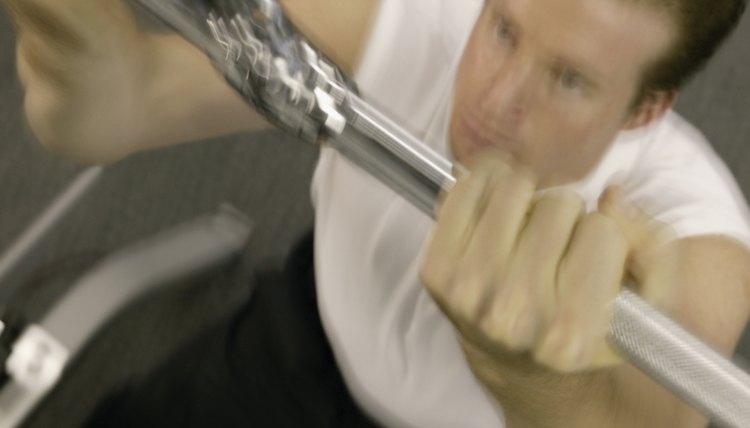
[451,162,536,323]
[481,189,585,350]
[422,165,496,309]
[461,147,518,171]
[534,212,628,372]
[599,186,679,310]
[462,157,535,274]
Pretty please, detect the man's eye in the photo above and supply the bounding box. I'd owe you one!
[555,68,586,93]
[495,20,515,44]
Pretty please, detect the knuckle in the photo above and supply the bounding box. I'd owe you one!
[482,287,536,351]
[513,163,538,187]
[509,174,536,197]
[468,151,514,174]
[532,345,559,371]
[505,166,537,190]
[480,317,515,350]
[455,300,478,323]
[419,260,448,294]
[465,170,491,192]
[544,189,586,213]
[491,173,535,208]
[646,220,678,248]
[555,257,575,285]
[450,273,487,321]
[527,273,556,315]
[533,190,586,230]
[533,323,590,372]
[582,211,610,228]
[582,212,621,237]
[419,267,452,314]
[449,169,490,203]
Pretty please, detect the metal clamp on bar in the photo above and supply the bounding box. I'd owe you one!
[129,0,354,144]
[128,1,750,426]
[0,206,252,428]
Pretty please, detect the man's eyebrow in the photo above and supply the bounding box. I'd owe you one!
[487,0,522,36]
[549,54,604,85]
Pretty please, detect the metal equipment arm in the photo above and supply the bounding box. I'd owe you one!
[0,206,252,428]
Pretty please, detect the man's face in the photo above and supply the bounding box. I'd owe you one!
[450,0,675,187]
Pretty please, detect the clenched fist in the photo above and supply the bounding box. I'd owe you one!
[420,152,679,421]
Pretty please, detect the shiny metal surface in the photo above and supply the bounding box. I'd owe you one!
[331,96,455,215]
[612,288,750,428]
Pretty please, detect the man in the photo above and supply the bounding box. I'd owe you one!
[3,0,750,427]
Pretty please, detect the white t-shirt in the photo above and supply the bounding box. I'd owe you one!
[311,1,750,427]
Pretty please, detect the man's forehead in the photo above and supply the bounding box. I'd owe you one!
[484,0,674,81]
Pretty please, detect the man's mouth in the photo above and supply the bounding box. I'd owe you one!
[459,114,520,154]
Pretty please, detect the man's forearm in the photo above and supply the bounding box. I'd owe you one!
[478,359,706,428]
[133,34,268,158]
[13,14,266,164]
[464,345,616,428]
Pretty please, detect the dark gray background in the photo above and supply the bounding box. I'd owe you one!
[0,4,749,427]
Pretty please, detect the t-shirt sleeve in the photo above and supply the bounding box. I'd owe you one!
[621,112,750,248]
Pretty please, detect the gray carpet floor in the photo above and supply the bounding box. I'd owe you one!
[1,4,749,427]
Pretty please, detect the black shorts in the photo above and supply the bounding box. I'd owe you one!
[86,232,379,427]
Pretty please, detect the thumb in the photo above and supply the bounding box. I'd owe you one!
[598,186,679,312]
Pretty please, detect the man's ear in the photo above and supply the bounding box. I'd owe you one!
[623,90,677,130]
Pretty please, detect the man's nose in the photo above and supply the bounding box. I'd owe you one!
[479,57,536,123]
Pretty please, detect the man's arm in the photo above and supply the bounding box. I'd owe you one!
[609,235,750,427]
[3,0,377,163]
[592,235,750,427]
